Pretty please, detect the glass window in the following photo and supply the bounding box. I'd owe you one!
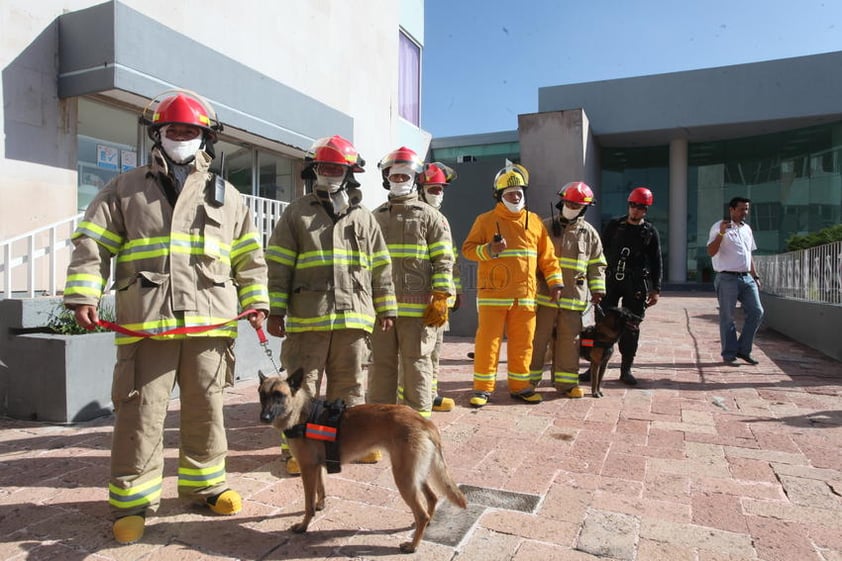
[399,30,420,126]
[215,139,253,195]
[258,151,295,202]
[76,98,139,210]
[600,146,670,278]
[688,122,842,282]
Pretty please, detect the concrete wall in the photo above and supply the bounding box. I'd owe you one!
[760,293,842,363]
[1,0,427,241]
[518,109,602,228]
[539,51,842,144]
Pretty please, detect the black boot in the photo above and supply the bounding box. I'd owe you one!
[619,358,637,386]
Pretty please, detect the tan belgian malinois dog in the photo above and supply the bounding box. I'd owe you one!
[258,369,467,554]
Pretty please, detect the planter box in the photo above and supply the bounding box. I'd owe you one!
[1,297,282,423]
[5,331,115,422]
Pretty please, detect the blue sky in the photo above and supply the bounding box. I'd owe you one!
[422,0,842,138]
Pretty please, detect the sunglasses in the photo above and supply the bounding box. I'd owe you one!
[629,203,649,211]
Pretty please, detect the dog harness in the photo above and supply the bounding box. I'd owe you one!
[284,399,346,473]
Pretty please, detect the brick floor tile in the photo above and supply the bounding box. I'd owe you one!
[0,294,840,560]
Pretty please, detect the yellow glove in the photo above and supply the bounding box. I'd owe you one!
[423,291,450,327]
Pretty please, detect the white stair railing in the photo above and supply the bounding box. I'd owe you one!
[1,194,288,300]
[1,214,84,299]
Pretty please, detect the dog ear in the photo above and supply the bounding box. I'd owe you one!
[258,370,267,384]
[286,368,305,392]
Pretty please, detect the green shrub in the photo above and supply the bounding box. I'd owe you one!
[786,224,842,251]
[47,302,115,335]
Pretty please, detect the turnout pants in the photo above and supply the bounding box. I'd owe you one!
[369,316,437,417]
[109,338,234,519]
[473,302,536,395]
[281,329,370,406]
[530,305,582,391]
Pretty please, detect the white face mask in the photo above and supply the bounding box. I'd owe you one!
[161,135,202,164]
[562,206,582,220]
[389,179,415,197]
[502,199,525,213]
[424,188,444,209]
[315,173,344,193]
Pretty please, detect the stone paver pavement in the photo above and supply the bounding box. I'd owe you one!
[1,292,841,560]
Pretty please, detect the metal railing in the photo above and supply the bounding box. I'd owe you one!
[754,240,842,305]
[1,194,287,299]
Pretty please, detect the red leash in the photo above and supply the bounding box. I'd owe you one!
[95,309,258,339]
[95,310,283,374]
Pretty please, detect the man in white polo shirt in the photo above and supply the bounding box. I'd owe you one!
[706,196,764,365]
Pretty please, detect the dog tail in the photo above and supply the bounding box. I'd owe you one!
[429,433,467,509]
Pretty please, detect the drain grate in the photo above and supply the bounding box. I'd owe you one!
[458,484,541,513]
[424,484,542,547]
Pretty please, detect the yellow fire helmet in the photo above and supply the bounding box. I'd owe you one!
[493,163,529,198]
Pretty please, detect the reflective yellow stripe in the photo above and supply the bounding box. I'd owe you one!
[398,302,426,317]
[238,283,269,307]
[73,221,123,254]
[108,476,163,509]
[115,234,231,265]
[114,316,238,345]
[64,273,106,297]
[265,245,296,266]
[286,312,376,333]
[178,461,226,488]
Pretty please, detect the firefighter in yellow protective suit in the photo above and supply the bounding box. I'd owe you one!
[530,182,606,397]
[368,147,454,419]
[418,162,462,412]
[266,136,397,471]
[64,91,269,544]
[462,164,563,407]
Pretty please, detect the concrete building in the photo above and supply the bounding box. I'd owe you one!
[431,51,842,336]
[1,0,428,244]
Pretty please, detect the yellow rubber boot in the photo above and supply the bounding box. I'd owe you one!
[113,515,145,544]
[206,489,242,515]
[286,456,301,475]
[565,386,585,399]
[432,395,455,412]
[470,392,490,408]
[357,449,382,463]
[511,388,542,404]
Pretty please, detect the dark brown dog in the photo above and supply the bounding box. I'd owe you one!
[258,369,467,554]
[579,306,641,398]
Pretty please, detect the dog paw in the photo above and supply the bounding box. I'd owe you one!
[316,500,325,511]
[593,391,603,398]
[290,522,309,534]
[399,542,417,553]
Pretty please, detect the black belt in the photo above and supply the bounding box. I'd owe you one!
[719,271,750,275]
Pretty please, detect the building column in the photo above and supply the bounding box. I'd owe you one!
[669,138,688,283]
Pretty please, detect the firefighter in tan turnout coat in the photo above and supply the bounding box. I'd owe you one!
[64,91,269,545]
[530,182,606,397]
[266,135,397,471]
[368,147,454,419]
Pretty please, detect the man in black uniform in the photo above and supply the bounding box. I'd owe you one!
[585,186,662,385]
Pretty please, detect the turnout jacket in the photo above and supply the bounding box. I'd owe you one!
[373,192,454,317]
[266,193,397,333]
[537,216,607,311]
[462,203,563,308]
[64,147,269,345]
